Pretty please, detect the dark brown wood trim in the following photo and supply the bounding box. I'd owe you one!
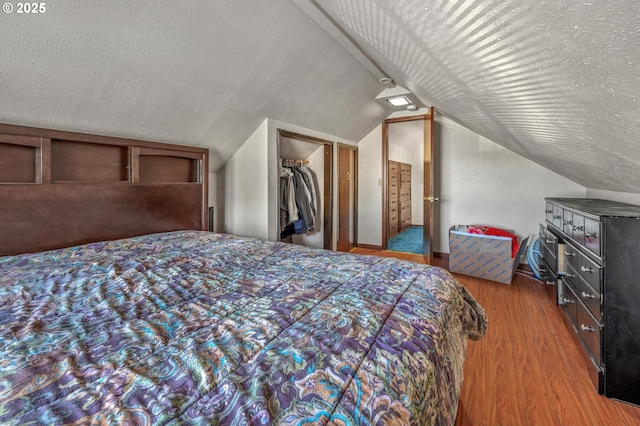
[0,123,208,154]
[324,144,333,250]
[278,129,332,146]
[131,147,141,183]
[384,113,429,124]
[434,251,449,260]
[0,133,43,147]
[138,147,205,159]
[381,121,389,250]
[39,138,51,184]
[357,243,383,250]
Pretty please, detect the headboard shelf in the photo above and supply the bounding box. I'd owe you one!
[0,123,208,256]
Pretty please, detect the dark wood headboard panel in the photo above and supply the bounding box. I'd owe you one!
[0,124,208,256]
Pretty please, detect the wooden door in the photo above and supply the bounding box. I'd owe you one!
[423,107,435,263]
[337,145,357,252]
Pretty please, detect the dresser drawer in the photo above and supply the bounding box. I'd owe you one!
[584,218,602,256]
[551,204,563,229]
[563,209,574,236]
[538,256,557,287]
[561,280,579,330]
[540,225,558,273]
[578,251,603,294]
[545,201,554,224]
[577,301,602,367]
[562,242,579,271]
[563,263,578,292]
[576,275,601,321]
[572,214,585,245]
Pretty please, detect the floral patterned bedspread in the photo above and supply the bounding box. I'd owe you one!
[0,231,486,425]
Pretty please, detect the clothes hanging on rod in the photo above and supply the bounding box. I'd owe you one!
[280,159,318,239]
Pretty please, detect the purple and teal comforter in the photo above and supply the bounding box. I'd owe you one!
[0,231,486,425]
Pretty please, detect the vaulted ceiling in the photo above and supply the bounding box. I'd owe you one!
[2,1,639,192]
[313,0,640,192]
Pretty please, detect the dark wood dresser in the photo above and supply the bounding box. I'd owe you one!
[540,198,640,406]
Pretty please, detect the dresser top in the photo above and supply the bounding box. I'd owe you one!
[546,198,640,218]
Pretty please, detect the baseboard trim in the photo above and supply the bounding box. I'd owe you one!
[357,243,383,250]
[434,251,449,260]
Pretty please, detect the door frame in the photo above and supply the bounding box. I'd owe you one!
[381,110,435,261]
[277,129,333,250]
[337,143,358,252]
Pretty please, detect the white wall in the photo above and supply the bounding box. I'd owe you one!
[435,114,586,251]
[221,119,269,239]
[357,113,587,252]
[357,124,383,246]
[219,117,357,246]
[586,188,640,206]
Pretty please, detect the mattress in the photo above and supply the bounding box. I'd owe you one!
[0,231,486,425]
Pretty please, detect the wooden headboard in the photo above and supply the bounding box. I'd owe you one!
[0,123,208,256]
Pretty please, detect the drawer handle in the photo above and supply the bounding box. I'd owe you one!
[580,324,595,333]
[580,266,594,273]
[545,280,555,285]
[545,209,553,214]
[562,297,574,305]
[573,225,584,231]
[581,291,596,299]
[564,273,575,278]
[564,251,575,257]
[553,215,562,219]
[563,220,573,225]
[585,232,598,238]
[546,239,555,244]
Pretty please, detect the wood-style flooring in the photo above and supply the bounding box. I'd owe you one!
[350,247,640,426]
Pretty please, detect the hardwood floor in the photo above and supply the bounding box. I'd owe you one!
[350,248,640,426]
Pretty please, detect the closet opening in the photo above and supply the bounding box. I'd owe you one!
[277,130,333,250]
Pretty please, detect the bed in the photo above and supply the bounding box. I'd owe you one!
[0,124,486,425]
[0,230,486,425]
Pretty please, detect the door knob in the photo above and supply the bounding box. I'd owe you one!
[424,196,439,202]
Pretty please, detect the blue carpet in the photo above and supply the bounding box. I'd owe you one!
[388,226,423,254]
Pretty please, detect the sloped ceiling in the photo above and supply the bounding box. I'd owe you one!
[3,1,640,193]
[0,0,390,171]
[314,0,640,193]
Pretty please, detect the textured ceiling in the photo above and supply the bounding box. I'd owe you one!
[0,0,389,171]
[3,1,640,192]
[315,0,640,192]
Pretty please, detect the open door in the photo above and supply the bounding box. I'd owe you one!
[423,107,435,263]
[382,111,437,262]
